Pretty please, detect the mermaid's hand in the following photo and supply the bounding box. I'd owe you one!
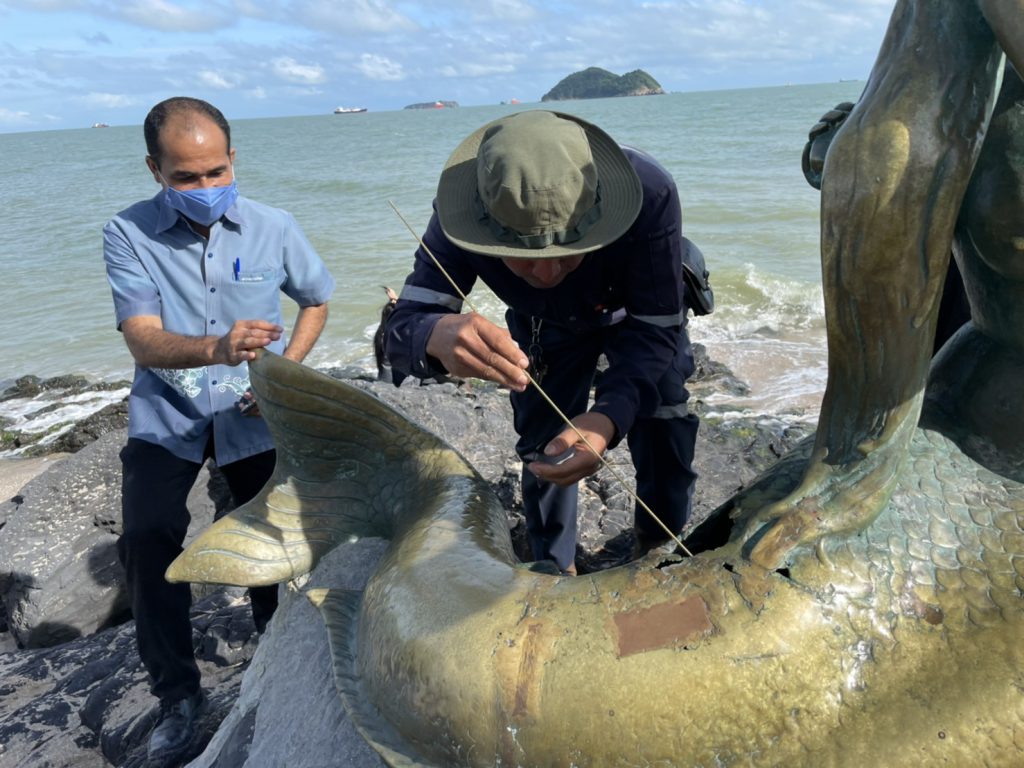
[741,440,905,570]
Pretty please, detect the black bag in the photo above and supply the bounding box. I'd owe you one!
[681,236,714,316]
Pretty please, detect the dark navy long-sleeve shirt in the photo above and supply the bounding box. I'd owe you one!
[385,146,690,441]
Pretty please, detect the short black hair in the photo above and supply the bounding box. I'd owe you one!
[144,97,232,168]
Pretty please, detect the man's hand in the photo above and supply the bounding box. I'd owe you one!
[214,320,283,365]
[426,312,529,391]
[236,388,261,418]
[527,412,615,487]
[121,315,283,369]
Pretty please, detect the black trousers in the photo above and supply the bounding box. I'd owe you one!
[508,311,699,572]
[118,437,278,702]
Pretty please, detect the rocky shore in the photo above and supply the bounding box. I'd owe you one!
[0,347,815,767]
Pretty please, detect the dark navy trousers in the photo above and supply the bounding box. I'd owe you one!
[508,311,699,572]
[118,437,278,702]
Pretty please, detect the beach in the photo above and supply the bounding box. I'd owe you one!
[0,455,67,500]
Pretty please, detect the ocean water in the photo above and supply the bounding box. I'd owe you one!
[0,81,865,451]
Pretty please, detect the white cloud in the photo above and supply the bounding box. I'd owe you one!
[282,85,324,97]
[292,0,417,34]
[438,56,520,79]
[115,0,235,32]
[0,107,32,125]
[476,0,537,22]
[78,91,136,108]
[272,56,326,84]
[198,69,242,89]
[356,53,404,81]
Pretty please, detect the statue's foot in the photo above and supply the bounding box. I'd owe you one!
[742,498,823,570]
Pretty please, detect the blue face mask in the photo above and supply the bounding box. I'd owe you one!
[161,177,239,226]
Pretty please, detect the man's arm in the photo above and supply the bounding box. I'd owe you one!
[426,313,528,391]
[121,315,283,368]
[282,303,328,363]
[386,211,529,387]
[591,154,687,442]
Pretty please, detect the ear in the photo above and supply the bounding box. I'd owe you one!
[229,147,236,166]
[145,156,163,185]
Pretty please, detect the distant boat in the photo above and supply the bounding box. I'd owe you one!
[91,122,109,128]
[334,106,367,114]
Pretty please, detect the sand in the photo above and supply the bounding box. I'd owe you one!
[0,454,70,502]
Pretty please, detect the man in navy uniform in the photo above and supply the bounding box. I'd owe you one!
[385,110,699,575]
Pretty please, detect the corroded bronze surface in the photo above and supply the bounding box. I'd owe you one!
[169,351,1024,766]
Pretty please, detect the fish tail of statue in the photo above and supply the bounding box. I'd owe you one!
[308,588,432,768]
[166,351,440,587]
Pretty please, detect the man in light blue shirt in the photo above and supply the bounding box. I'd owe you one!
[103,96,334,763]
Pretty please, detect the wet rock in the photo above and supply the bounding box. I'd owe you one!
[0,375,130,457]
[32,401,129,456]
[0,591,260,768]
[0,431,231,649]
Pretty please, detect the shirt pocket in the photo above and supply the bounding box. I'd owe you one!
[236,268,278,285]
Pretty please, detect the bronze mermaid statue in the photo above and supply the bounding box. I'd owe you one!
[168,2,1024,764]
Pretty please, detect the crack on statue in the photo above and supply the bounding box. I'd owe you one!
[651,553,684,570]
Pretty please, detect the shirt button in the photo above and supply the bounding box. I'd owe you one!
[207,253,213,259]
[210,287,216,293]
[210,319,217,325]
[211,380,217,385]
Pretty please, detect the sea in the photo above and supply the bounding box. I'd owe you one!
[0,81,866,457]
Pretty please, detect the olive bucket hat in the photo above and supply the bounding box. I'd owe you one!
[435,110,643,258]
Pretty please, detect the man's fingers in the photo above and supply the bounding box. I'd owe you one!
[457,318,527,384]
[464,348,526,389]
[478,348,527,390]
[527,418,610,486]
[528,450,601,486]
[432,313,528,388]
[240,333,274,349]
[230,319,283,349]
[238,319,284,333]
[474,320,529,369]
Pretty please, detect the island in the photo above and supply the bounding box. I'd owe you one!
[403,100,459,110]
[541,67,664,101]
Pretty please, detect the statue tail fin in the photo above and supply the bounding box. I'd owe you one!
[166,351,453,586]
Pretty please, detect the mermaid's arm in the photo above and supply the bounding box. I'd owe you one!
[979,0,1024,75]
[744,3,1007,568]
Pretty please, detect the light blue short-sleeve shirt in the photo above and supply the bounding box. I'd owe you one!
[103,193,335,466]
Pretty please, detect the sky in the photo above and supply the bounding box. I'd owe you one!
[0,0,897,133]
